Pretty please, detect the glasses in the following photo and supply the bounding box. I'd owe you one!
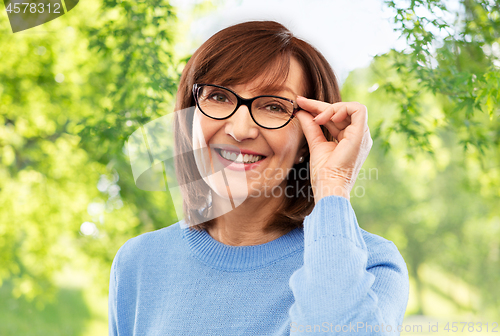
[192,83,301,129]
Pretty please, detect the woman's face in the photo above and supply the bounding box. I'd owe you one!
[192,57,307,206]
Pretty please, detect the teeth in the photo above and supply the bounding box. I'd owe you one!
[219,149,263,164]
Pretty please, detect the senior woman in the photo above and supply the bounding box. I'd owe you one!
[109,20,409,335]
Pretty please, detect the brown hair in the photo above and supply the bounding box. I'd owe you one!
[173,20,340,233]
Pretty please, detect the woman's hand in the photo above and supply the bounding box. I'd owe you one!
[294,97,373,203]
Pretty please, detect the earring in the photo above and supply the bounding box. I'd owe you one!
[298,156,304,163]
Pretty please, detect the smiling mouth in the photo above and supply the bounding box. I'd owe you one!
[214,148,266,164]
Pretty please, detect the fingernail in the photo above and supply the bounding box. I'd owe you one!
[312,116,318,121]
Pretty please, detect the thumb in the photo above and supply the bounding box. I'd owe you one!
[294,110,327,151]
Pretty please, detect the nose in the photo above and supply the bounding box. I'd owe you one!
[225,105,259,142]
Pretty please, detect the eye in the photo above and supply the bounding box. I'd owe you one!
[264,103,287,113]
[208,92,230,103]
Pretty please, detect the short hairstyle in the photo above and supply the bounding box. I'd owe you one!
[173,20,340,233]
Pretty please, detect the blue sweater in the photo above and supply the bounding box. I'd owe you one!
[109,195,409,335]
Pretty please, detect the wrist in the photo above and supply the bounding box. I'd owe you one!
[312,182,350,203]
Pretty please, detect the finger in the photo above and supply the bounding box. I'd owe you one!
[294,110,327,150]
[337,118,372,145]
[296,96,332,114]
[317,102,367,134]
[295,99,343,142]
[318,106,352,130]
[337,128,346,142]
[332,114,351,130]
[322,120,342,139]
[298,97,363,128]
[297,96,351,129]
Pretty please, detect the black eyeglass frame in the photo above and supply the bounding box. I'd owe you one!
[192,83,302,130]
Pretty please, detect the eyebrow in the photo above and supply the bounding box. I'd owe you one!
[228,85,298,99]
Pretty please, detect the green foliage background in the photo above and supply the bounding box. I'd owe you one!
[0,0,498,334]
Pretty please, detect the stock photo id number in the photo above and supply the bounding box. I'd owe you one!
[3,0,78,32]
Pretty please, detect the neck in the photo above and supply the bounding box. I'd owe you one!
[207,192,288,246]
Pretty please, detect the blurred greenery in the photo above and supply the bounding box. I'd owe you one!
[0,0,498,334]
[377,0,500,158]
[0,280,91,336]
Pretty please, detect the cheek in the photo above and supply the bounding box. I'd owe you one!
[273,123,304,157]
[290,118,307,149]
[193,109,218,149]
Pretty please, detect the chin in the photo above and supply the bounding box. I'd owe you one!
[204,173,249,202]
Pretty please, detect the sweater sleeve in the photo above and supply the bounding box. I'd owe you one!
[108,249,119,336]
[288,195,409,335]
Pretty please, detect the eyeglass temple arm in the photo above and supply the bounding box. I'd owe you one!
[292,106,303,116]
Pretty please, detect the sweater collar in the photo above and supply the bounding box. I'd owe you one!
[181,221,304,271]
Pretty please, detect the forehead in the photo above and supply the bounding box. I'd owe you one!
[229,57,306,97]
